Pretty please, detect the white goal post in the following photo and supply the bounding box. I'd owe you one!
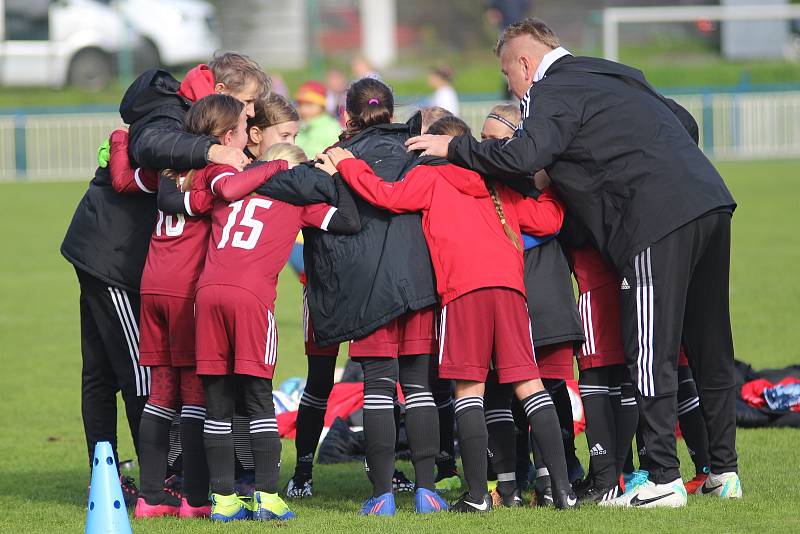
[602,4,800,61]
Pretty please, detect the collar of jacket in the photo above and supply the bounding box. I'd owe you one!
[534,46,573,82]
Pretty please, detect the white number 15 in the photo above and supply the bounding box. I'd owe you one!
[217,198,273,250]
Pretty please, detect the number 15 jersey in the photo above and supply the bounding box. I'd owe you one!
[197,193,337,310]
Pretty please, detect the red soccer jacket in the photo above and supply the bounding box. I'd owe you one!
[337,158,565,305]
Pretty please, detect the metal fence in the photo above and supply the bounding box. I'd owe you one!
[2,90,799,181]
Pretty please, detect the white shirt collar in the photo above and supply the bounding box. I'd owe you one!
[533,46,572,83]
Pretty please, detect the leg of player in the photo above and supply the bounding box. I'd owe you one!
[178,367,210,517]
[510,398,534,493]
[358,357,398,515]
[485,380,522,507]
[135,366,181,518]
[450,381,492,513]
[514,379,577,509]
[677,363,711,493]
[681,214,740,499]
[287,355,336,498]
[578,366,622,503]
[432,375,460,491]
[399,354,449,513]
[610,365,639,484]
[242,375,295,521]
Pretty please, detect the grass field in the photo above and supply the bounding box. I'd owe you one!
[0,160,799,533]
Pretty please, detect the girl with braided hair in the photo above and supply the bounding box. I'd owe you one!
[321,115,579,512]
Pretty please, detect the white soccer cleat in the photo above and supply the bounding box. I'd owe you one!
[599,478,687,508]
[696,472,742,499]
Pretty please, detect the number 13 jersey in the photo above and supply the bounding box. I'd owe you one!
[197,191,337,310]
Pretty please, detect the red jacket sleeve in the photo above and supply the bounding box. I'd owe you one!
[512,187,565,236]
[337,158,434,213]
[109,130,159,194]
[210,160,289,202]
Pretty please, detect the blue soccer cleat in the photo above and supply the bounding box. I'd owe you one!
[415,487,449,513]
[360,492,396,516]
[209,493,251,522]
[252,491,296,521]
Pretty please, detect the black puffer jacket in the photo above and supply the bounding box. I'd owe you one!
[61,69,212,290]
[259,123,438,346]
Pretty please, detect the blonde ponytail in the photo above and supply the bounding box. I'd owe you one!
[487,182,522,251]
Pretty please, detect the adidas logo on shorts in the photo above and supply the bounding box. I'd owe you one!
[589,443,607,457]
[621,278,631,290]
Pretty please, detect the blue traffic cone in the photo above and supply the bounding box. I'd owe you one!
[85,441,133,534]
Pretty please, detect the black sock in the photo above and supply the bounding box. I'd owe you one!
[623,448,635,473]
[167,415,182,477]
[677,367,710,474]
[180,405,209,506]
[432,379,456,473]
[360,357,398,497]
[522,390,570,493]
[579,371,617,488]
[485,381,516,487]
[202,376,235,495]
[511,398,533,484]
[454,395,488,499]
[241,376,281,494]
[611,369,639,477]
[400,354,438,491]
[294,356,336,478]
[139,403,175,504]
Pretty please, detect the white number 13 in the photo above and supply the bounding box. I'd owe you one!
[218,198,273,250]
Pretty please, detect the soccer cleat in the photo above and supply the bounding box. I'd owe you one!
[531,475,554,507]
[286,473,313,499]
[360,492,396,516]
[622,470,649,495]
[392,469,415,493]
[697,472,742,498]
[120,475,139,508]
[450,492,492,513]
[491,485,523,508]
[252,491,296,521]
[684,473,708,495]
[179,498,211,518]
[600,478,687,508]
[552,488,579,510]
[209,493,252,522]
[415,488,449,513]
[133,493,181,519]
[576,482,623,505]
[572,476,593,498]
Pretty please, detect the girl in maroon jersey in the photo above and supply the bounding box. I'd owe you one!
[110,94,288,520]
[322,116,578,512]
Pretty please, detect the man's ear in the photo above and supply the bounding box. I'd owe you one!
[214,82,226,94]
[521,56,532,83]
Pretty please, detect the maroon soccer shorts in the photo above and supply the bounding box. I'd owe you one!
[437,288,539,384]
[303,289,339,357]
[349,306,438,358]
[536,342,575,380]
[195,285,278,379]
[148,366,205,409]
[139,294,196,367]
[576,281,627,371]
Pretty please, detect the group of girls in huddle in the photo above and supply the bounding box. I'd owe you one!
[111,70,709,523]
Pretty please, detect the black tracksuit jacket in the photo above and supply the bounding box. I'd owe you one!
[448,56,736,273]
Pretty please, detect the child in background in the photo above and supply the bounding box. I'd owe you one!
[295,81,342,158]
[194,140,361,522]
[427,66,460,116]
[323,115,578,512]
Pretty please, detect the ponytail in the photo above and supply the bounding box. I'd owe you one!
[342,77,394,139]
[486,182,522,251]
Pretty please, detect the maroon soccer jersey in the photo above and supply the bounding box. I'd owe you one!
[139,164,227,298]
[198,193,337,309]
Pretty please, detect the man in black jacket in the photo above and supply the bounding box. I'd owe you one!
[408,18,740,507]
[61,52,269,494]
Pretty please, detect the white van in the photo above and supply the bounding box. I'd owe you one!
[0,0,219,90]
